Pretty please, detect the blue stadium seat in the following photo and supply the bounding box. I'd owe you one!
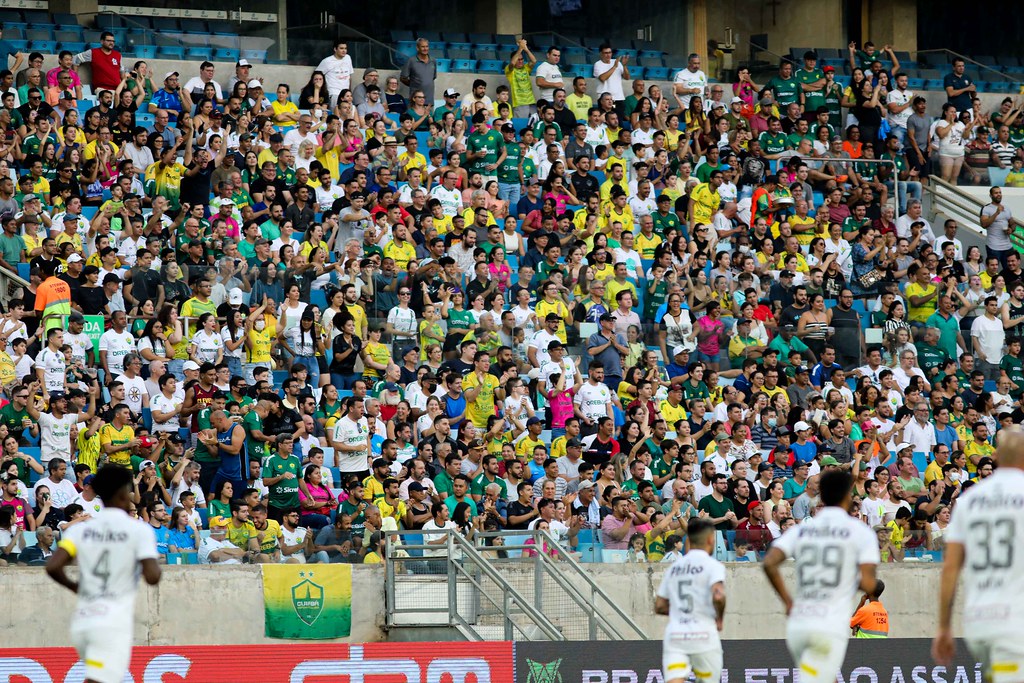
[213,48,240,62]
[442,32,468,43]
[54,28,83,43]
[132,45,157,59]
[157,46,185,60]
[28,40,56,53]
[435,58,451,73]
[451,59,477,72]
[25,27,53,42]
[468,33,493,45]
[473,47,498,60]
[240,49,267,63]
[187,46,214,61]
[563,47,588,63]
[417,31,441,43]
[445,47,471,60]
[16,262,29,281]
[51,12,80,26]
[22,10,49,24]
[645,67,670,80]
[60,42,86,54]
[478,59,504,74]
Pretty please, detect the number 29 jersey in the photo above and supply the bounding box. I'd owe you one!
[946,468,1024,640]
[772,507,880,636]
[57,507,159,628]
[656,549,726,651]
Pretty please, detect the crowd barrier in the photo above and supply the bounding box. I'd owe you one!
[0,639,980,683]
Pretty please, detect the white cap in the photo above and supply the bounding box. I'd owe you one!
[672,346,688,357]
[895,442,913,452]
[236,59,252,67]
[247,79,262,89]
[228,287,243,305]
[163,71,179,81]
[182,360,200,371]
[793,421,812,432]
[66,253,83,263]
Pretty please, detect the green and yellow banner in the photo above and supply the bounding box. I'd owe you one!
[262,564,352,639]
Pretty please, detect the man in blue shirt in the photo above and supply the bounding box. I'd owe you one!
[147,500,171,555]
[810,345,843,389]
[664,347,692,384]
[0,25,26,75]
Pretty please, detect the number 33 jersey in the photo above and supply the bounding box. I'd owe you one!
[946,468,1024,640]
[656,549,726,651]
[58,507,159,628]
[772,507,879,636]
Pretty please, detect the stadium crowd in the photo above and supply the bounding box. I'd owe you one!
[0,31,1019,567]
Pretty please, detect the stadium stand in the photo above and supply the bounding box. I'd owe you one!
[0,16,1016,571]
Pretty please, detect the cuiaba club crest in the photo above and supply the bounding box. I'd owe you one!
[291,570,325,626]
[526,659,562,683]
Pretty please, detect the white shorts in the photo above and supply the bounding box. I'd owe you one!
[966,638,1024,683]
[662,641,722,683]
[71,621,133,683]
[786,628,848,683]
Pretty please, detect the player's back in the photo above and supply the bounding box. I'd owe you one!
[60,507,158,623]
[773,506,879,635]
[946,468,1024,639]
[656,548,725,649]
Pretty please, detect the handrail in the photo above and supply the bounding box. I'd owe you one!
[534,528,648,639]
[522,32,588,52]
[925,176,1024,253]
[915,48,1015,84]
[0,267,29,310]
[382,529,564,641]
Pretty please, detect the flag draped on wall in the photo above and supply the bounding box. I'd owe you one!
[262,564,352,639]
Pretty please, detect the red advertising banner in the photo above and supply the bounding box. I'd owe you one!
[0,641,515,683]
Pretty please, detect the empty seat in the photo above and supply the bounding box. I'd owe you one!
[60,42,87,53]
[645,66,670,80]
[28,40,55,53]
[390,29,414,42]
[240,49,267,63]
[468,32,493,45]
[132,45,157,59]
[451,59,477,72]
[435,58,451,73]
[25,28,53,42]
[213,48,240,62]
[446,47,471,60]
[157,45,185,59]
[474,47,498,61]
[21,10,49,23]
[54,28,83,43]
[187,46,214,61]
[478,59,504,73]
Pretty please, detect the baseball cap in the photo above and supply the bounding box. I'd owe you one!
[781,324,796,331]
[669,383,683,392]
[819,456,840,467]
[895,442,913,452]
[22,193,37,203]
[182,360,200,371]
[526,417,543,426]
[577,479,595,490]
[82,474,95,487]
[383,382,399,392]
[167,433,185,444]
[736,317,751,326]
[48,390,66,401]
[598,313,615,322]
[757,463,773,473]
[236,59,252,67]
[247,79,262,89]
[545,312,562,321]
[68,312,85,324]
[372,458,389,469]
[860,421,876,431]
[793,421,812,433]
[163,71,179,81]
[63,213,80,222]
[501,122,515,134]
[672,346,688,357]
[714,432,729,442]
[731,96,744,104]
[444,87,460,98]
[468,438,486,449]
[747,500,762,512]
[408,481,427,492]
[823,65,835,73]
[228,287,243,305]
[139,437,157,449]
[401,346,419,357]
[780,270,795,278]
[794,366,809,374]
[67,253,83,264]
[775,426,791,437]
[139,459,155,469]
[566,438,584,448]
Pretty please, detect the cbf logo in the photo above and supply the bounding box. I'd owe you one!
[291,570,325,626]
[526,659,563,683]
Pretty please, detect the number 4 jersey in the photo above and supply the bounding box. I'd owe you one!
[57,507,159,629]
[656,548,726,652]
[946,468,1024,640]
[772,507,879,636]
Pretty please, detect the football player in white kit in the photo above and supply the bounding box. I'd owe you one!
[763,469,878,683]
[934,426,1024,682]
[655,518,727,683]
[46,465,162,683]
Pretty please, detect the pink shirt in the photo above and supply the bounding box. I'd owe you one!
[546,387,575,428]
[696,315,724,355]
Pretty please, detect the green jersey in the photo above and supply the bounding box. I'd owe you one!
[651,210,681,239]
[192,407,217,463]
[532,120,561,141]
[496,139,522,184]
[262,453,301,508]
[759,131,787,155]
[823,83,843,122]
[470,473,508,499]
[786,132,812,149]
[796,68,825,111]
[467,129,504,175]
[243,410,267,462]
[767,76,799,107]
[1002,354,1024,397]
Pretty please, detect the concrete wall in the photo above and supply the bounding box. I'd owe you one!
[0,562,957,646]
[0,564,386,647]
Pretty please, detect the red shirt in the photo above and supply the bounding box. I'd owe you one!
[89,48,123,91]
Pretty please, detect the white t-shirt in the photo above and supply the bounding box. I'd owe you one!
[946,468,1024,639]
[37,412,77,464]
[115,373,148,416]
[574,381,612,423]
[168,479,206,509]
[31,475,78,509]
[331,415,369,473]
[59,507,159,631]
[280,524,309,562]
[421,519,457,557]
[71,492,104,516]
[34,347,65,393]
[972,315,1006,364]
[674,68,708,107]
[527,329,560,368]
[99,329,136,376]
[593,60,626,101]
[199,536,242,564]
[535,61,564,102]
[284,325,318,357]
[189,330,222,363]
[656,548,725,650]
[886,88,914,127]
[316,53,354,98]
[770,506,880,636]
[64,331,93,367]
[430,185,462,216]
[150,392,182,432]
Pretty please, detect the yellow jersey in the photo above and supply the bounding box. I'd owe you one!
[98,423,135,467]
[635,232,663,259]
[534,299,570,343]
[689,183,721,226]
[383,240,416,271]
[462,371,501,428]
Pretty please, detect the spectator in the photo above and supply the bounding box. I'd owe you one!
[400,39,437,106]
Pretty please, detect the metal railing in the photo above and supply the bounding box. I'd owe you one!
[926,176,1024,254]
[0,267,29,311]
[383,528,646,641]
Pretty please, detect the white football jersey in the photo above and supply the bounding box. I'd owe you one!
[656,548,725,650]
[946,468,1024,639]
[771,506,879,635]
[58,507,158,627]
